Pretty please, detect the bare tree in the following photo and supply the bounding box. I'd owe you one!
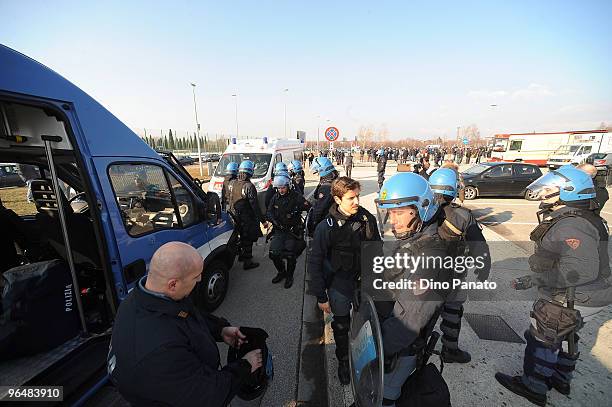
[358,125,376,148]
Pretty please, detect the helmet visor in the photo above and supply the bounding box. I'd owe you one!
[376,205,420,239]
[525,171,568,201]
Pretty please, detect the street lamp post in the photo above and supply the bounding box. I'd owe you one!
[316,115,321,153]
[190,83,203,176]
[232,94,240,140]
[283,88,288,138]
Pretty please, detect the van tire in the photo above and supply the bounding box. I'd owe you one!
[195,260,229,311]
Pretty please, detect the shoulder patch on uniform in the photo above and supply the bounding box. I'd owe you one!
[178,311,189,318]
[565,238,580,250]
[319,192,325,199]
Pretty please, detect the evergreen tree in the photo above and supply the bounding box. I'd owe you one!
[168,129,175,150]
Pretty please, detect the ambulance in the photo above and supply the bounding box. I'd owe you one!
[490,131,573,166]
[209,137,304,211]
[0,45,237,404]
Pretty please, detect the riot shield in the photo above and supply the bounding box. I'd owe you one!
[349,293,384,407]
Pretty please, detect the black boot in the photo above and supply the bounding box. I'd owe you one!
[271,258,285,283]
[547,377,571,395]
[338,359,350,386]
[495,373,546,406]
[441,346,471,363]
[243,259,259,270]
[284,258,296,289]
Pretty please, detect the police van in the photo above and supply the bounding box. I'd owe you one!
[0,45,237,404]
[209,137,304,211]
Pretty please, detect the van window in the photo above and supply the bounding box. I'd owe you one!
[109,164,181,236]
[509,140,523,151]
[580,146,592,154]
[166,172,196,227]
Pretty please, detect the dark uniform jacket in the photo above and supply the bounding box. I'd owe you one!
[221,175,235,211]
[308,204,380,303]
[266,189,309,234]
[108,279,251,407]
[228,177,264,241]
[378,221,452,356]
[307,173,337,234]
[438,203,491,280]
[529,205,612,307]
[292,172,305,195]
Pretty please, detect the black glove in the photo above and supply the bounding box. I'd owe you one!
[475,267,490,282]
[512,275,533,290]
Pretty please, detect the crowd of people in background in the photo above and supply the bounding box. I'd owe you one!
[302,144,494,172]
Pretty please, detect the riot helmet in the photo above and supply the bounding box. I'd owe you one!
[226,162,239,176]
[375,172,439,239]
[226,327,274,401]
[239,160,255,177]
[526,165,595,204]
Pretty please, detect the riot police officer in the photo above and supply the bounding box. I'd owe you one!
[228,160,266,270]
[266,175,309,288]
[376,149,387,191]
[265,162,290,209]
[221,162,239,211]
[288,160,305,195]
[308,176,380,385]
[495,165,612,406]
[375,172,452,406]
[307,157,339,235]
[429,168,491,363]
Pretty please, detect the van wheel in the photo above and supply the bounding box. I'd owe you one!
[196,260,228,311]
[464,186,478,200]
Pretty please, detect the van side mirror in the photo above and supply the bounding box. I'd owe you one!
[205,192,222,225]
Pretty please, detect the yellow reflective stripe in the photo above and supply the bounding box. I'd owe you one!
[444,219,463,235]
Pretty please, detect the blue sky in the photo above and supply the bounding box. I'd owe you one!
[1,0,611,141]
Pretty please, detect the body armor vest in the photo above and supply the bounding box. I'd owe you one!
[328,210,371,280]
[530,208,610,281]
[270,190,302,229]
[228,179,249,214]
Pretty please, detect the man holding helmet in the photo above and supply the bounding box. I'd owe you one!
[228,160,266,270]
[428,168,491,363]
[266,174,310,288]
[221,162,239,211]
[374,173,452,406]
[495,165,612,406]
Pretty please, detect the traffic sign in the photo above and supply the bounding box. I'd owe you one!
[325,127,339,142]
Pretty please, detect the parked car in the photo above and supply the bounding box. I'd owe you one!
[0,163,25,187]
[461,162,542,200]
[585,152,612,171]
[202,153,220,162]
[178,155,195,166]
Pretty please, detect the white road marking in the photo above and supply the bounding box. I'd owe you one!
[480,221,538,225]
[466,202,539,206]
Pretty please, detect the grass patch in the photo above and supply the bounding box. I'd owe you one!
[0,187,37,216]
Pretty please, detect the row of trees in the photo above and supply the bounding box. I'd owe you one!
[139,129,227,152]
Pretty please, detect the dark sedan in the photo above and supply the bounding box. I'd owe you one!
[461,162,542,200]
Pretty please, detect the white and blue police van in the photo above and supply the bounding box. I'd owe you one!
[0,44,237,404]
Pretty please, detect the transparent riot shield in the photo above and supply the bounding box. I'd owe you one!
[349,292,384,407]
